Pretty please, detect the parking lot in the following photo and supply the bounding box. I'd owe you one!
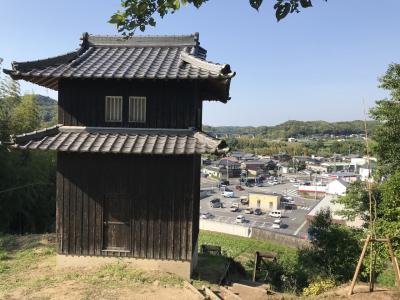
[200,176,319,238]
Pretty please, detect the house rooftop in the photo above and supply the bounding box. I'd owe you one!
[249,191,281,197]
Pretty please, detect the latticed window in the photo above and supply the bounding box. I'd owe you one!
[129,96,146,123]
[105,96,123,122]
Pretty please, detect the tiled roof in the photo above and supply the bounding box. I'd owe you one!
[4,33,235,94]
[10,125,228,155]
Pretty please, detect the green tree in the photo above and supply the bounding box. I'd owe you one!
[11,94,40,135]
[0,62,55,234]
[336,63,400,279]
[0,72,21,141]
[300,209,362,282]
[0,149,56,234]
[370,64,400,177]
[109,0,326,34]
[374,171,400,258]
[335,181,380,225]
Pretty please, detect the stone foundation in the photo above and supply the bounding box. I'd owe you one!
[56,255,193,280]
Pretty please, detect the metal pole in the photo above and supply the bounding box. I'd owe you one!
[226,159,229,182]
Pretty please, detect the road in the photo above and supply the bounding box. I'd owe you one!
[200,176,319,238]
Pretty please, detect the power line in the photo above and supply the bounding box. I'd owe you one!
[0,182,51,194]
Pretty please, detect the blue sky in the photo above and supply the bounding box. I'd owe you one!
[1,0,399,126]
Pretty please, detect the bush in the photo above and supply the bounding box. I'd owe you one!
[376,266,396,288]
[303,277,336,296]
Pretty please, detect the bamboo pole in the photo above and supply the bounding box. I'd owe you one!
[369,242,374,292]
[348,234,371,296]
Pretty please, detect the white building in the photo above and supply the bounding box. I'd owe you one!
[307,195,364,228]
[327,179,348,196]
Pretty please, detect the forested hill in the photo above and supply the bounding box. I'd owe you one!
[36,95,57,127]
[203,120,378,139]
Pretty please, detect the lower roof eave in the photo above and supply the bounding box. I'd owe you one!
[9,125,228,156]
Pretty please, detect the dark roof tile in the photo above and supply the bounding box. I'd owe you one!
[4,33,235,97]
[10,125,229,155]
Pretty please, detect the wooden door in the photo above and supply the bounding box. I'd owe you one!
[103,194,131,252]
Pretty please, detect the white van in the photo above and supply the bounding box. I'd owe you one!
[269,210,282,218]
[222,191,234,198]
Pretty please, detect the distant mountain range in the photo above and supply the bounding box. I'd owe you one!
[35,95,378,138]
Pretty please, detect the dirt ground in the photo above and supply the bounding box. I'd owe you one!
[317,283,400,300]
[1,234,399,300]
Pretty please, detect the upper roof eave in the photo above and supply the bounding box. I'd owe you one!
[3,32,235,102]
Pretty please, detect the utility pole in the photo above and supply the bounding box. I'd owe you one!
[226,159,229,182]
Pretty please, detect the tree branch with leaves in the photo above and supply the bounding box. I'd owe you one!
[109,0,327,35]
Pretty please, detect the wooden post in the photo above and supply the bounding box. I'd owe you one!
[348,234,371,296]
[386,237,400,288]
[394,257,400,287]
[252,251,259,282]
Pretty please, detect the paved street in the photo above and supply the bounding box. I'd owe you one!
[200,176,319,238]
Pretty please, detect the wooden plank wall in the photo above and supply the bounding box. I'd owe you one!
[56,152,199,261]
[58,79,203,129]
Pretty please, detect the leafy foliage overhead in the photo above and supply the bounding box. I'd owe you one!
[109,0,327,34]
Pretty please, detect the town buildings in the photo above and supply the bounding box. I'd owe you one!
[248,192,281,211]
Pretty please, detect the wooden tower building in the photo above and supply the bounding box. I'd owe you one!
[4,33,234,278]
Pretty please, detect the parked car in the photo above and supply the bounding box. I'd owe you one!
[219,179,230,186]
[230,206,239,212]
[200,212,213,219]
[235,185,244,191]
[222,191,234,198]
[269,210,282,218]
[240,196,249,205]
[235,215,246,223]
[209,198,221,208]
[254,208,262,215]
[272,219,281,229]
[281,196,294,204]
[283,204,296,210]
[244,208,253,214]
